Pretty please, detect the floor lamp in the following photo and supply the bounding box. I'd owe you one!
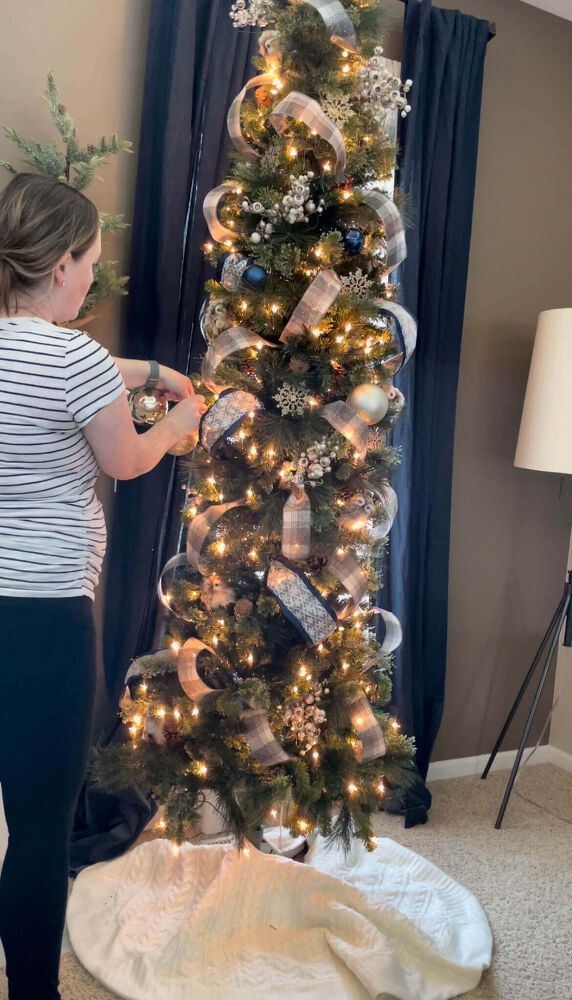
[482,308,572,828]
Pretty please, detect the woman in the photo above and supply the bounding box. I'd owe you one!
[0,173,206,999]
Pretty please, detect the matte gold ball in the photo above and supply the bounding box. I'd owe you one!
[347,383,388,425]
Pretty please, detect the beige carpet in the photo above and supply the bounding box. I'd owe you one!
[1,763,570,999]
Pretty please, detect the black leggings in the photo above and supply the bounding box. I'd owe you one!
[0,595,96,1000]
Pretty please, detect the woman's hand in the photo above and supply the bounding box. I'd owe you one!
[156,365,195,401]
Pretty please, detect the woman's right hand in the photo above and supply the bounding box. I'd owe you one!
[167,394,208,435]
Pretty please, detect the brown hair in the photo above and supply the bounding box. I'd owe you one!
[0,173,99,315]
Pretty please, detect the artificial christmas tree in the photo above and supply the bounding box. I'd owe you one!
[90,0,419,852]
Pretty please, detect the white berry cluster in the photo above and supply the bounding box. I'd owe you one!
[273,382,310,416]
[358,46,413,122]
[283,681,328,753]
[245,173,325,243]
[229,0,273,28]
[287,438,339,488]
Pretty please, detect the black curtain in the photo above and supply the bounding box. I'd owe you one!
[388,0,490,781]
[70,0,256,874]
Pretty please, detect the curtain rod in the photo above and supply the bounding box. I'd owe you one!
[395,1,496,40]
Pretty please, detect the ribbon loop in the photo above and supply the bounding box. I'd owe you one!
[280,268,341,343]
[227,71,277,161]
[203,182,238,244]
[178,638,218,701]
[200,389,262,452]
[327,547,368,619]
[371,607,403,654]
[320,399,369,460]
[347,691,386,762]
[359,188,406,275]
[186,499,246,574]
[270,92,347,176]
[281,485,312,561]
[242,709,291,765]
[374,299,417,373]
[300,0,358,53]
[201,327,276,393]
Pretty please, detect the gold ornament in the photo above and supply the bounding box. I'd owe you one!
[347,383,388,425]
[128,387,169,426]
[167,431,199,456]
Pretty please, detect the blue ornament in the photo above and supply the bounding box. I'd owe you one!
[242,263,268,291]
[344,229,365,256]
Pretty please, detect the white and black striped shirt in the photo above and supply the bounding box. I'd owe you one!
[0,317,126,600]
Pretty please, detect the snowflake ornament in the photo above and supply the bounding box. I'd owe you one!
[340,268,374,300]
[358,46,413,123]
[319,91,355,127]
[273,383,310,416]
[230,0,273,28]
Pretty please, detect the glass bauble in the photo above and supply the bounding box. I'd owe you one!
[128,387,169,426]
[347,383,388,425]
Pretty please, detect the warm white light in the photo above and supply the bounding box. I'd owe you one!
[191,706,199,718]
[271,303,279,314]
[216,540,226,556]
[157,707,166,719]
[288,146,298,159]
[170,640,181,653]
[347,782,358,795]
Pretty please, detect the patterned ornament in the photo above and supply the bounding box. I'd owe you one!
[229,0,273,28]
[340,268,374,300]
[358,46,413,122]
[347,384,389,426]
[283,681,328,753]
[128,388,169,426]
[273,382,310,416]
[343,229,365,256]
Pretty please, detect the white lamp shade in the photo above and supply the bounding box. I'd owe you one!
[514,308,572,475]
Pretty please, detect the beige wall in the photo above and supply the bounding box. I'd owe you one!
[431,0,572,760]
[0,0,151,715]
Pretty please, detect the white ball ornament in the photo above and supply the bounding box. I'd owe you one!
[347,383,389,425]
[250,232,262,244]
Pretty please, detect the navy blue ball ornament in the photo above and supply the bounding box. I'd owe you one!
[344,229,365,256]
[242,263,268,291]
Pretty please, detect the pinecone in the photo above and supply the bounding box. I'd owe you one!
[234,597,254,620]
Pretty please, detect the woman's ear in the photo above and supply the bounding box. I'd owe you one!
[54,251,72,287]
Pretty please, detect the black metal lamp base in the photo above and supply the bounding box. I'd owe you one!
[481,570,572,829]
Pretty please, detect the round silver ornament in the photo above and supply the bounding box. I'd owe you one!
[128,388,169,426]
[347,384,389,426]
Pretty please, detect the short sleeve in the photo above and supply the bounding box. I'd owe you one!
[65,331,126,430]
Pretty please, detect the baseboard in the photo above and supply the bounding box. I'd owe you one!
[427,743,572,781]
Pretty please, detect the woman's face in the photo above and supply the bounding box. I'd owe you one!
[54,227,101,323]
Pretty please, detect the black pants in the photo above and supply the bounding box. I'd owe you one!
[0,595,96,1000]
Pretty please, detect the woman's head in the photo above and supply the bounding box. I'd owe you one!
[0,173,100,323]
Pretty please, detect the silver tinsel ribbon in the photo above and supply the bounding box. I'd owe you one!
[375,299,418,374]
[227,71,277,161]
[270,92,347,176]
[266,557,337,645]
[359,188,407,276]
[203,181,237,244]
[201,326,276,393]
[280,268,341,343]
[347,690,386,762]
[178,639,290,766]
[200,388,262,452]
[300,0,358,53]
[320,399,370,461]
[186,499,246,574]
[281,485,312,561]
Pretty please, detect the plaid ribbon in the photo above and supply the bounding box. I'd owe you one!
[347,691,386,763]
[270,92,347,176]
[370,483,399,539]
[227,71,277,162]
[301,0,358,52]
[201,327,277,393]
[200,389,262,452]
[186,499,246,574]
[320,399,370,460]
[359,188,406,275]
[280,268,341,343]
[371,607,403,654]
[282,485,311,561]
[374,299,417,373]
[242,709,291,766]
[267,557,338,646]
[178,638,218,701]
[203,181,238,244]
[326,547,368,620]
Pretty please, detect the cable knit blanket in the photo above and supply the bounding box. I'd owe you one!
[67,835,492,1000]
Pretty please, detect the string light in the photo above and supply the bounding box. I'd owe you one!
[323,161,332,173]
[287,146,298,159]
[139,683,148,693]
[204,242,214,252]
[248,445,258,459]
[216,540,226,556]
[312,749,320,762]
[270,303,279,314]
[335,334,344,344]
[187,505,197,517]
[376,780,386,796]
[246,652,254,666]
[342,661,350,672]
[341,63,350,73]
[234,186,243,195]
[207,475,216,485]
[191,706,200,718]
[197,762,208,777]
[270,808,278,819]
[239,300,249,312]
[391,719,401,731]
[299,665,308,678]
[347,781,358,795]
[157,707,166,718]
[173,708,181,721]
[247,487,255,499]
[248,548,258,561]
[344,322,353,332]
[158,819,167,830]
[297,819,309,832]
[342,190,352,201]
[170,640,181,653]
[311,327,321,338]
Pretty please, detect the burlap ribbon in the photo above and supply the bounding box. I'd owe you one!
[359,188,407,276]
[200,389,262,452]
[201,326,277,393]
[280,268,341,343]
[266,556,338,646]
[203,181,238,244]
[300,0,358,53]
[270,92,347,176]
[227,71,277,161]
[320,399,370,461]
[186,499,246,574]
[281,485,312,561]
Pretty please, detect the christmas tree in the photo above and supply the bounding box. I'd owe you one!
[0,72,132,318]
[91,0,419,851]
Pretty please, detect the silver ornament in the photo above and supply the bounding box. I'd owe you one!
[347,384,389,426]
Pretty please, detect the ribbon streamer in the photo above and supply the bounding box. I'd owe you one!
[203,181,238,244]
[371,607,403,654]
[359,188,406,275]
[374,299,417,373]
[347,691,386,762]
[281,485,312,561]
[201,327,276,393]
[327,547,369,619]
[200,388,262,452]
[320,399,370,460]
[242,709,291,766]
[186,499,246,574]
[157,552,191,617]
[370,483,399,540]
[300,0,358,52]
[266,557,338,646]
[270,92,347,176]
[227,71,277,161]
[178,638,219,701]
[280,268,341,343]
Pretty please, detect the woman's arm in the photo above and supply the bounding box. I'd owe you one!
[112,358,194,400]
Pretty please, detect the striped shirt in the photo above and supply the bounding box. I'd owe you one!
[0,317,126,600]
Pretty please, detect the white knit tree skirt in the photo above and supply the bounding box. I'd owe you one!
[66,834,492,1000]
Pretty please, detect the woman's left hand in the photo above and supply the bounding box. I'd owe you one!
[156,365,195,401]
